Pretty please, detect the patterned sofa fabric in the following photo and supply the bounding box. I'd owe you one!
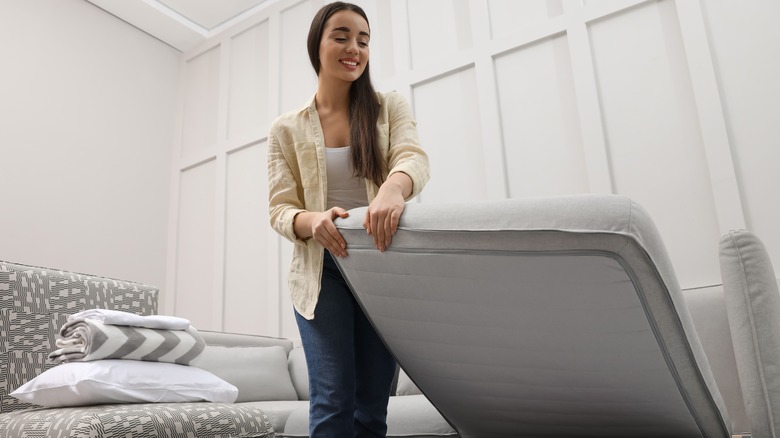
[0,260,158,413]
[0,402,274,438]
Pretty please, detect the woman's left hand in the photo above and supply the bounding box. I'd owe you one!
[364,174,411,252]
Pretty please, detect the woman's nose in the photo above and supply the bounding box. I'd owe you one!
[346,40,358,55]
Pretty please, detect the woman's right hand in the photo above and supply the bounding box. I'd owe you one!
[310,208,350,257]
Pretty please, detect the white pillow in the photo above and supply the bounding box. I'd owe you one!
[192,345,298,402]
[11,360,238,408]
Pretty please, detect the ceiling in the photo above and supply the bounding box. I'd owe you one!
[86,0,277,52]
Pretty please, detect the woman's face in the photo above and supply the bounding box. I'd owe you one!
[318,10,370,84]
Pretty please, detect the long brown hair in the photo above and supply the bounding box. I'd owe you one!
[307,2,385,187]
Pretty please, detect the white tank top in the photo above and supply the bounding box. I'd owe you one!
[325,146,369,211]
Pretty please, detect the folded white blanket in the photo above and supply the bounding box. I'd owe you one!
[49,319,205,365]
[68,309,191,330]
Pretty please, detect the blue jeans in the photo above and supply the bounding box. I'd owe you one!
[295,251,397,438]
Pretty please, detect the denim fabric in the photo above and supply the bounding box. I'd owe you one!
[295,251,397,437]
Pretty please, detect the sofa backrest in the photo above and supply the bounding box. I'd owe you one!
[335,194,732,438]
[0,260,158,413]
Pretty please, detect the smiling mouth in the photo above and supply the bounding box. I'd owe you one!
[340,60,358,67]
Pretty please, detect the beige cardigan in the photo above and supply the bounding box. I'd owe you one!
[267,91,430,320]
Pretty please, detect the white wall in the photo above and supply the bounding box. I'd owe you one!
[701,0,780,275]
[166,0,780,338]
[0,0,179,290]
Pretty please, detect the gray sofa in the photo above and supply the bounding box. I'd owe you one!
[0,259,454,437]
[3,194,777,437]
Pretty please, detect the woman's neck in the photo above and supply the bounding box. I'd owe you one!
[315,78,351,112]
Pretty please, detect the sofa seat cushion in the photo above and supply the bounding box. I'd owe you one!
[0,402,274,437]
[278,394,457,437]
[241,400,308,433]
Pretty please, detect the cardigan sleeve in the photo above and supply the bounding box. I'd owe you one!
[267,120,308,246]
[383,92,431,200]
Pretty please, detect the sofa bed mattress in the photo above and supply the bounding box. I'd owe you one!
[334,194,730,438]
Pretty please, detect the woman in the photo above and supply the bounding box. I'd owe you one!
[267,2,430,436]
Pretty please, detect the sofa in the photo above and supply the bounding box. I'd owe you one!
[2,194,778,437]
[0,259,455,437]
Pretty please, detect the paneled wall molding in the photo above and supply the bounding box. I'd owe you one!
[565,19,613,194]
[179,152,219,172]
[562,0,615,194]
[166,0,332,334]
[174,125,269,170]
[212,153,228,330]
[165,0,778,337]
[470,0,509,198]
[675,0,746,234]
[266,3,285,339]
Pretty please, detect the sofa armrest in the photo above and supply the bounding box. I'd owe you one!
[720,230,780,438]
[287,346,309,401]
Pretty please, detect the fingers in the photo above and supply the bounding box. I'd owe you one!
[380,207,401,250]
[313,222,346,257]
[386,208,401,245]
[330,209,349,257]
[312,209,348,257]
[373,210,385,251]
[364,205,403,252]
[364,188,406,252]
[363,212,372,236]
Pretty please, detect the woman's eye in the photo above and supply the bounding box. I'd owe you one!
[358,41,368,47]
[335,37,346,42]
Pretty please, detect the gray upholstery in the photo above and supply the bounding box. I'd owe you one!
[0,402,274,437]
[278,395,457,438]
[335,194,731,438]
[720,229,780,438]
[397,367,423,396]
[685,286,750,434]
[0,260,275,437]
[0,260,158,413]
[287,346,310,401]
[1,258,458,437]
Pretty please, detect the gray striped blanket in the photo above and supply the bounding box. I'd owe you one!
[48,320,205,365]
